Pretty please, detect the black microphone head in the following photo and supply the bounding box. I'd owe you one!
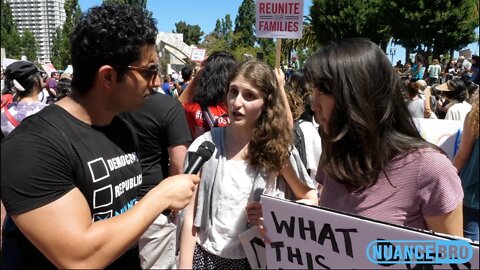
[197,141,216,160]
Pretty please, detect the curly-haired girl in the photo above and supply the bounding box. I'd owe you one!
[179,60,317,269]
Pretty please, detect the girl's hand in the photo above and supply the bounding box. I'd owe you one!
[274,68,286,88]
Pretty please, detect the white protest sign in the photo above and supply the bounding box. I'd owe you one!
[262,195,479,269]
[256,0,304,39]
[42,63,57,75]
[239,226,267,269]
[190,48,206,62]
[413,118,463,160]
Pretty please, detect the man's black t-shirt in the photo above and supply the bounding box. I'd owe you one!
[121,92,192,198]
[1,104,142,269]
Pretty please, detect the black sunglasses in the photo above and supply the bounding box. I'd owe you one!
[112,64,160,81]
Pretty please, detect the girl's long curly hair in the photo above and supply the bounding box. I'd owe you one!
[228,61,293,172]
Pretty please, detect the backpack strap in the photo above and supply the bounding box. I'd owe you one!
[3,106,20,127]
[293,119,307,170]
[202,106,217,130]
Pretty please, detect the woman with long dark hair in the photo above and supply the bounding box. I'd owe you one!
[303,38,463,236]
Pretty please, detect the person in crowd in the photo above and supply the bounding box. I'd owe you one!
[121,91,192,269]
[410,54,426,82]
[1,61,48,138]
[427,58,442,86]
[1,66,4,90]
[457,55,472,80]
[285,71,321,179]
[424,83,440,119]
[405,79,425,118]
[182,51,237,139]
[436,78,472,121]
[444,59,458,82]
[178,65,193,96]
[179,61,318,269]
[466,82,479,104]
[162,74,172,96]
[55,73,73,100]
[470,55,479,85]
[45,71,59,103]
[302,38,463,236]
[1,3,199,269]
[400,61,412,83]
[453,90,479,242]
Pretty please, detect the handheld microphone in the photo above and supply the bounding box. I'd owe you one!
[184,141,216,174]
[162,141,216,216]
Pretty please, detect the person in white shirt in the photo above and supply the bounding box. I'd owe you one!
[427,59,442,85]
[436,78,472,121]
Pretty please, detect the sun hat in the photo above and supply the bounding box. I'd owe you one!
[435,80,465,92]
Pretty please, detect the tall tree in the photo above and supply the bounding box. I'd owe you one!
[50,27,63,68]
[20,29,39,62]
[1,0,22,59]
[233,0,256,48]
[174,21,204,45]
[50,0,81,69]
[310,0,390,50]
[383,0,478,60]
[103,0,147,8]
[222,14,233,36]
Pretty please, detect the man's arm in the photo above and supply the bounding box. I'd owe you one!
[12,174,199,269]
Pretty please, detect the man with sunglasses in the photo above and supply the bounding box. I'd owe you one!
[1,3,199,269]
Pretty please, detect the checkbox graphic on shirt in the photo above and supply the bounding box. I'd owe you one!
[88,158,110,183]
[93,210,113,221]
[93,185,113,209]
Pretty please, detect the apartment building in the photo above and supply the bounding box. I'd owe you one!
[8,0,66,63]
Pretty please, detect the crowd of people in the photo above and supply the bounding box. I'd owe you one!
[0,2,478,269]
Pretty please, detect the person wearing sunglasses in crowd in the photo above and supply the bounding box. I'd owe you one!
[1,3,199,269]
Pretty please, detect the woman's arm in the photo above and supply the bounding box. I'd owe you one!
[178,185,199,269]
[280,162,318,205]
[424,203,463,237]
[275,68,293,130]
[453,113,475,173]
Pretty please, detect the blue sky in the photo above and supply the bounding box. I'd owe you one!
[78,0,478,64]
[79,0,313,34]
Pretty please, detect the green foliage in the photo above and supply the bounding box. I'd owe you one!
[50,27,63,68]
[174,21,204,45]
[234,0,256,48]
[201,33,229,54]
[1,0,22,59]
[383,0,478,59]
[310,0,390,48]
[20,29,38,62]
[50,0,81,69]
[103,0,147,8]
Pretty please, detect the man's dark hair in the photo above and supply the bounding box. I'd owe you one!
[70,3,158,95]
[181,66,193,81]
